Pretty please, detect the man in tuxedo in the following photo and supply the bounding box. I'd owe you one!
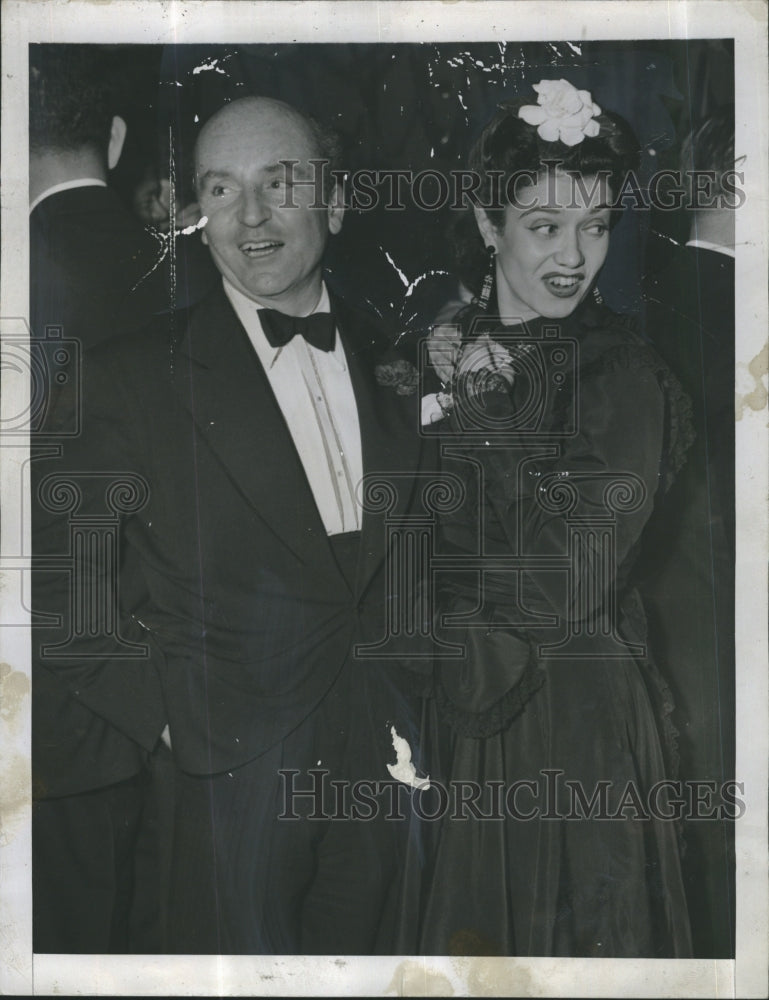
[35,95,434,953]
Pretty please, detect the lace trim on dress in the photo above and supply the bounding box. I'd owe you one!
[578,335,696,494]
[435,657,547,738]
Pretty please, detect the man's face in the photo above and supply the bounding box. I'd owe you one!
[196,101,344,315]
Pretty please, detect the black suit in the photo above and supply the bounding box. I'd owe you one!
[30,184,218,347]
[34,284,435,952]
[30,184,220,952]
[637,237,735,956]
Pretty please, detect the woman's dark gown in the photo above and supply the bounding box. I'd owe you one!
[418,298,694,957]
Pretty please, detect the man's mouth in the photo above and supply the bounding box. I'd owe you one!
[542,273,584,297]
[240,240,283,258]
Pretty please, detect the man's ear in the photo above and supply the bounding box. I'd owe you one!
[473,205,497,249]
[107,115,128,171]
[326,182,345,236]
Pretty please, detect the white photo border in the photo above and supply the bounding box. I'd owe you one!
[1,2,766,996]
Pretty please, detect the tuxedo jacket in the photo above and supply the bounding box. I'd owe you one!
[34,284,435,778]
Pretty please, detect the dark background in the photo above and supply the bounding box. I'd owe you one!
[97,40,734,329]
[29,38,736,959]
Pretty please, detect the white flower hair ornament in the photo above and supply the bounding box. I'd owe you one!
[518,79,602,147]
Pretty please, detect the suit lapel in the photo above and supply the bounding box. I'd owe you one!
[170,287,337,575]
[172,286,425,593]
[334,297,424,598]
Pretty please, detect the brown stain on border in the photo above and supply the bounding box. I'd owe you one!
[0,662,30,731]
[386,960,455,996]
[449,957,537,997]
[0,754,29,846]
[735,343,768,420]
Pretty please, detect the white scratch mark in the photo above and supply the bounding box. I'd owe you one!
[383,249,409,288]
[179,215,207,236]
[131,126,179,296]
[403,269,451,302]
[192,58,227,76]
[387,725,430,790]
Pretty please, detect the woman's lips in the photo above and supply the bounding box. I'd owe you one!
[240,240,283,258]
[542,272,584,297]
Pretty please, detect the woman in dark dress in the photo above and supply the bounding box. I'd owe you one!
[419,80,693,957]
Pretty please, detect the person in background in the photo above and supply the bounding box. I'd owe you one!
[29,45,216,351]
[30,44,165,954]
[131,161,203,233]
[637,105,737,957]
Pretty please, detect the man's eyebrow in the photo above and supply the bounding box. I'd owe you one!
[198,169,235,186]
[197,163,314,186]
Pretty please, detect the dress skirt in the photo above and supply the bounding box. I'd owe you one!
[418,653,693,957]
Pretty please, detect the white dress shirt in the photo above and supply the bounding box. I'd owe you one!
[223,278,363,535]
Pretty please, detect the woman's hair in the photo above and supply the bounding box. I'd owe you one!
[453,90,641,296]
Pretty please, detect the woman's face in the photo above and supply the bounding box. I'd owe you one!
[476,170,613,321]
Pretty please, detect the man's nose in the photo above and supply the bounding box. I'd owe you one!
[553,230,585,269]
[237,187,271,227]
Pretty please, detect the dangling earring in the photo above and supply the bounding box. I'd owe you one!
[592,285,604,306]
[478,244,496,311]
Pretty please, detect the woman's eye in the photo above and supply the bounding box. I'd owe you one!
[210,185,229,197]
[531,223,557,235]
[585,222,609,236]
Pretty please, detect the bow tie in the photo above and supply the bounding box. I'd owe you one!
[258,309,336,352]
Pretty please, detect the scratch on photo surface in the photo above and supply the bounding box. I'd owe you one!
[386,725,430,790]
[131,127,209,301]
[383,248,410,287]
[192,56,228,76]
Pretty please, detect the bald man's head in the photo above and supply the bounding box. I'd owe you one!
[194,96,344,315]
[194,97,340,198]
